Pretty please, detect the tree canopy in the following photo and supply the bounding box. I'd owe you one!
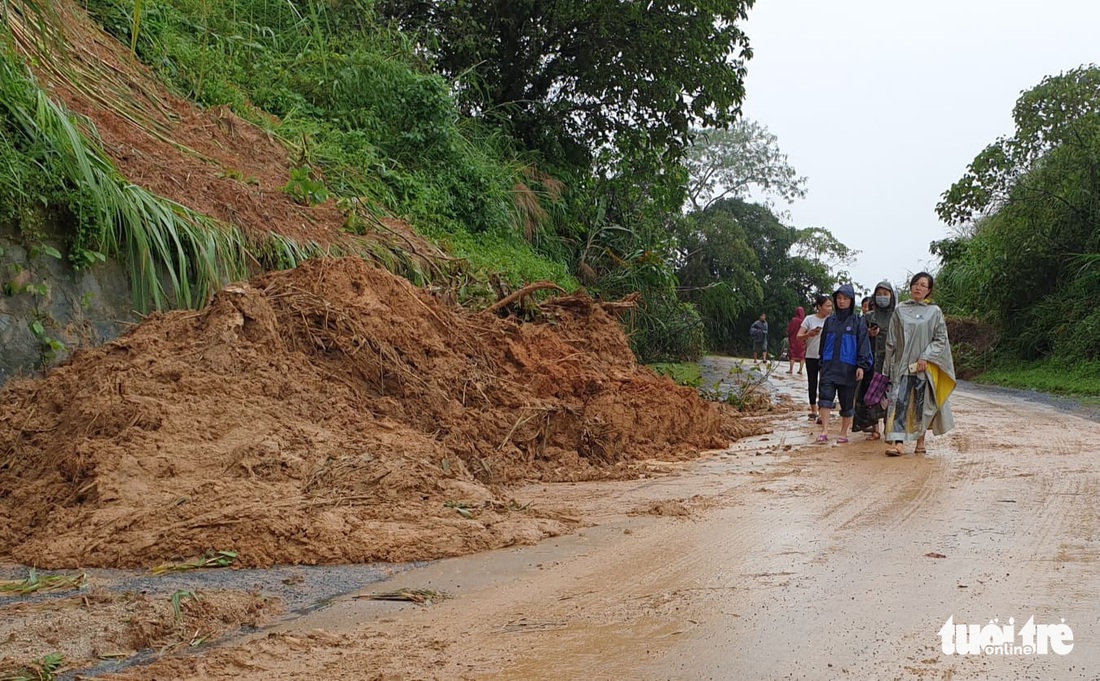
[378,0,756,177]
[934,65,1100,360]
[674,198,855,353]
[684,120,807,212]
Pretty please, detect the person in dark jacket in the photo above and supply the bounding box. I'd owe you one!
[854,280,897,439]
[749,313,769,363]
[815,283,874,445]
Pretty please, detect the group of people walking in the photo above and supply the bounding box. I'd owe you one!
[778,273,956,456]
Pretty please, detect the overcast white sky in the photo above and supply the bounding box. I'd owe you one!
[740,0,1100,294]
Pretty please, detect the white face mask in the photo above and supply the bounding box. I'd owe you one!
[875,295,891,308]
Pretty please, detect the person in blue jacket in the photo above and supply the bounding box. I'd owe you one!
[815,283,874,445]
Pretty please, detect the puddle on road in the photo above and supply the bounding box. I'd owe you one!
[0,561,419,679]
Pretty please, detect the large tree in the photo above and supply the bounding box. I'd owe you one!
[684,120,807,212]
[674,198,855,353]
[935,66,1100,360]
[377,0,755,178]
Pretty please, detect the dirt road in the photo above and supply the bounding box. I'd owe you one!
[107,359,1100,680]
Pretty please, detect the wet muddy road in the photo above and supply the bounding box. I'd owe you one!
[98,359,1100,679]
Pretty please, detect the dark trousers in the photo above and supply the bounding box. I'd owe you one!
[818,382,857,417]
[805,357,821,408]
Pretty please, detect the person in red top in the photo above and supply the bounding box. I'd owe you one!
[786,306,806,374]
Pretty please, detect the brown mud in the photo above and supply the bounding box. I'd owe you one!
[67,362,1100,680]
[0,258,748,572]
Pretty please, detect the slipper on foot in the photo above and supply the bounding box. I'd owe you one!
[836,437,849,444]
[815,434,829,444]
[885,447,903,457]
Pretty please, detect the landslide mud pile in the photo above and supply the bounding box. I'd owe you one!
[0,259,741,568]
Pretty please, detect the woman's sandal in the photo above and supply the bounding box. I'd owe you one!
[836,437,849,444]
[815,434,829,444]
[885,446,903,457]
[914,445,927,454]
[867,431,881,441]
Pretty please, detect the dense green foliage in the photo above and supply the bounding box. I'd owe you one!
[0,43,251,311]
[675,198,856,354]
[80,0,532,238]
[0,0,857,363]
[76,0,760,358]
[935,66,1100,362]
[377,0,755,199]
[975,358,1100,399]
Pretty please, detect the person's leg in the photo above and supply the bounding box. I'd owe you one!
[837,384,856,441]
[787,356,793,373]
[797,359,804,375]
[817,381,837,441]
[806,358,820,416]
[915,434,927,454]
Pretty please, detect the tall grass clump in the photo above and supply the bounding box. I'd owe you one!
[78,0,569,288]
[0,43,248,310]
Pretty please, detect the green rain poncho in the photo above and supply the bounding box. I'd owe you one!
[883,300,956,441]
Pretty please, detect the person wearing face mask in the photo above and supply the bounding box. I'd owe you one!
[883,272,956,456]
[854,281,897,439]
[814,283,873,444]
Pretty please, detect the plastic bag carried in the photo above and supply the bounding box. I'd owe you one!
[885,374,928,440]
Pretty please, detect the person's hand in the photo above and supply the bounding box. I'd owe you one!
[868,326,880,337]
[856,368,864,382]
[812,327,822,336]
[916,359,928,372]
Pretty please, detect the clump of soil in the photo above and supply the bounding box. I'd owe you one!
[0,588,280,673]
[0,258,747,569]
[630,495,716,519]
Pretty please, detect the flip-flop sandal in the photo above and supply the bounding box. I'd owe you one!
[815,434,829,444]
[914,446,927,454]
[836,437,849,444]
[885,447,903,457]
[807,413,818,421]
[868,432,881,441]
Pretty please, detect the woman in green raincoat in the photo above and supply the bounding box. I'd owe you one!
[883,272,956,456]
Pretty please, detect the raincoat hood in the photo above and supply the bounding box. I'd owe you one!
[832,283,857,321]
[873,279,897,313]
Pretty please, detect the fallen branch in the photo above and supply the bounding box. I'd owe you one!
[355,589,449,605]
[483,281,566,315]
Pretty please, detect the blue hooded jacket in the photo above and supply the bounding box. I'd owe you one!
[819,283,874,386]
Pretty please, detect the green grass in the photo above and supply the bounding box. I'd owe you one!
[646,362,703,387]
[0,44,252,312]
[973,358,1100,400]
[435,228,578,291]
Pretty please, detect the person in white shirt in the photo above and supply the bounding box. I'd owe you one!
[797,294,832,421]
